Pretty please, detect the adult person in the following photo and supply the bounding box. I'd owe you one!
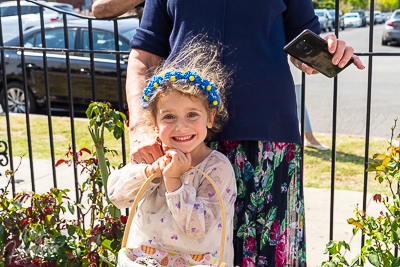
[290,62,329,151]
[91,0,144,18]
[117,1,365,266]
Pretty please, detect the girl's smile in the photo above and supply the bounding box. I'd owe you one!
[155,91,214,162]
[172,135,196,141]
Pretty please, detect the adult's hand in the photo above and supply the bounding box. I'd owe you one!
[92,0,144,18]
[126,49,163,164]
[289,34,365,75]
[129,125,164,164]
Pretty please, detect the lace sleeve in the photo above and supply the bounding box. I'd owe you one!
[107,163,161,209]
[165,156,237,239]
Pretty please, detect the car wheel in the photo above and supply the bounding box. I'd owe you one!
[382,38,389,46]
[0,82,38,114]
[328,24,333,31]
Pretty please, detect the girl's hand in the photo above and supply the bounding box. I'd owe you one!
[162,149,191,192]
[163,149,191,179]
[145,156,171,178]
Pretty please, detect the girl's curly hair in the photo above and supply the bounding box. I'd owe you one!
[144,36,232,141]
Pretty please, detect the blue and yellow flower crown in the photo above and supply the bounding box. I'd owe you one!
[142,70,220,108]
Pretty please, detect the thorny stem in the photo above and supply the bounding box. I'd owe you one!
[387,178,396,198]
[390,118,398,146]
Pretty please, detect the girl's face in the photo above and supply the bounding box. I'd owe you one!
[155,91,215,154]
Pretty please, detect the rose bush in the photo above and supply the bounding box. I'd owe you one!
[320,120,400,267]
[0,103,127,267]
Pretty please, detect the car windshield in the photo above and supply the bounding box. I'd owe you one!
[345,14,358,18]
[54,6,77,13]
[121,28,137,40]
[316,11,324,17]
[329,11,335,16]
[393,12,400,18]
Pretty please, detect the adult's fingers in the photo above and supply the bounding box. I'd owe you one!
[130,140,163,164]
[351,54,365,70]
[301,63,319,75]
[324,34,338,54]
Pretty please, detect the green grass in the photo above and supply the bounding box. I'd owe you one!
[303,135,392,195]
[0,113,130,167]
[0,114,395,195]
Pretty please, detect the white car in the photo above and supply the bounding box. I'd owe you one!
[374,11,383,24]
[344,13,363,27]
[1,1,79,42]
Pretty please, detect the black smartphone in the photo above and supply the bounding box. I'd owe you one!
[283,29,353,78]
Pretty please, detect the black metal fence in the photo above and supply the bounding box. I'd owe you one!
[0,0,399,257]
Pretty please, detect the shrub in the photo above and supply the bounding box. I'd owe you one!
[321,119,400,267]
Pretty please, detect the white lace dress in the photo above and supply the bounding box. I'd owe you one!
[108,150,237,267]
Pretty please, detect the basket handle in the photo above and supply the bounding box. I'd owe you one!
[121,166,227,267]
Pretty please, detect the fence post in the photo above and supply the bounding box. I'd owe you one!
[0,140,9,175]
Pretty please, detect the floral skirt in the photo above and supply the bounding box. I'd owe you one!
[209,141,306,267]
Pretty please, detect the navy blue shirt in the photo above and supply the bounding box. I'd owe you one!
[130,0,321,143]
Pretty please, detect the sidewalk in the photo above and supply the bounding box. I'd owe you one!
[0,157,383,267]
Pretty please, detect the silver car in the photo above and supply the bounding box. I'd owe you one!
[382,9,400,45]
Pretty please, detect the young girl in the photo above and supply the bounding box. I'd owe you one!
[108,41,237,267]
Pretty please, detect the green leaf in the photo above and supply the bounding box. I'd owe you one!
[111,240,118,250]
[325,262,336,267]
[392,257,400,267]
[54,235,66,244]
[76,203,86,210]
[376,232,384,241]
[116,120,124,129]
[327,240,335,249]
[12,200,22,209]
[393,221,399,232]
[367,252,380,267]
[68,202,75,215]
[68,225,76,236]
[104,122,114,129]
[86,103,95,119]
[50,216,56,225]
[90,118,96,127]
[119,112,127,121]
[350,255,360,267]
[56,192,62,204]
[95,234,102,246]
[353,227,358,235]
[101,239,113,250]
[111,111,119,122]
[366,164,377,172]
[113,126,123,140]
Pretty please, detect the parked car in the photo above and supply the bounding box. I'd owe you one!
[365,11,374,25]
[0,1,79,42]
[327,9,345,30]
[383,12,391,21]
[374,11,384,24]
[382,9,400,45]
[315,9,333,32]
[344,12,363,27]
[0,18,139,113]
[349,10,367,26]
